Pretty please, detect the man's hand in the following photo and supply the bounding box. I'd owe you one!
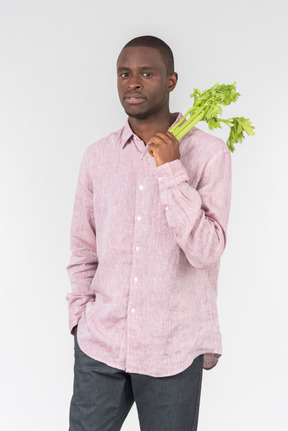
[148,132,180,167]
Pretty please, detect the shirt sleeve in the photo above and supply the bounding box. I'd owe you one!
[66,148,98,334]
[155,150,232,269]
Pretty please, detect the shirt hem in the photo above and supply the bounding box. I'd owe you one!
[76,331,221,377]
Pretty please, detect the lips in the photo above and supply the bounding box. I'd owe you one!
[124,93,146,105]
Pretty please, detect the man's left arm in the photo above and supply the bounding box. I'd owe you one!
[148,132,232,269]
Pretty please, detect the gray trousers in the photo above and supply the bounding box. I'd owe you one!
[69,326,203,431]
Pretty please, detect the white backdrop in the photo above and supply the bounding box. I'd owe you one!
[1,0,287,430]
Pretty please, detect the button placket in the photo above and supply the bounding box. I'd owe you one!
[126,150,149,369]
[133,180,143,288]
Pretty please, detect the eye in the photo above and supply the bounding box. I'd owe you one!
[143,72,152,77]
[120,72,129,78]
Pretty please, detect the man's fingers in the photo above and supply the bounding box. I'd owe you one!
[147,136,161,156]
[147,132,179,162]
[148,145,155,156]
[148,134,171,153]
[150,132,173,145]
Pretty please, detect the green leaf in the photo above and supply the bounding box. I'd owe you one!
[206,117,222,130]
[169,82,255,152]
[226,117,255,152]
[205,104,223,120]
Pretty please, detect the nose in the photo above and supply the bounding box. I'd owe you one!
[127,74,142,90]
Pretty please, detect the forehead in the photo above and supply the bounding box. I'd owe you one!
[117,46,165,70]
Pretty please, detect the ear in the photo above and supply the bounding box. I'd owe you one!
[167,72,178,93]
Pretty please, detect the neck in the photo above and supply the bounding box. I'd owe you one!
[128,111,176,145]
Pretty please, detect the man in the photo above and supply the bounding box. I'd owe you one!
[66,35,231,431]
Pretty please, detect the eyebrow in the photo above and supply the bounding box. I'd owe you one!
[117,66,158,72]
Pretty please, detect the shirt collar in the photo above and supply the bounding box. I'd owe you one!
[120,120,134,149]
[120,112,183,149]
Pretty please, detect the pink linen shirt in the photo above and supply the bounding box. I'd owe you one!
[66,113,232,377]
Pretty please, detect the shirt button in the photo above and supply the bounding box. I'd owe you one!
[158,176,163,181]
[131,308,135,313]
[165,206,169,211]
[137,216,142,221]
[135,246,140,251]
[139,185,144,191]
[134,276,138,282]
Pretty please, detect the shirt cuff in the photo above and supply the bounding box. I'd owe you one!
[155,159,190,190]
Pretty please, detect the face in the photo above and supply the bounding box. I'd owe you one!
[117,46,177,120]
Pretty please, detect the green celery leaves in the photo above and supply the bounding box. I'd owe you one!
[169,82,255,152]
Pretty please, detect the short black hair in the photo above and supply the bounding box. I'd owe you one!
[122,35,175,75]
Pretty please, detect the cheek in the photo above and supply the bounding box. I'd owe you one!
[147,84,164,100]
[117,83,124,99]
[154,86,168,103]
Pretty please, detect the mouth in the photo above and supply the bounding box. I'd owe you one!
[124,94,146,105]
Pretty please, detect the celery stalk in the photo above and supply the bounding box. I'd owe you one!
[169,82,255,152]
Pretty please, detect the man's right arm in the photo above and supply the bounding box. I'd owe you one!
[66,148,98,334]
